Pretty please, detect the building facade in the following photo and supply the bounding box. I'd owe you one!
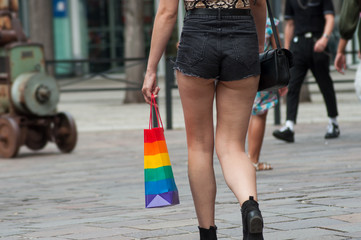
[19,0,155,76]
[16,0,355,77]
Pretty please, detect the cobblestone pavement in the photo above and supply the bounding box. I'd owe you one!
[1,72,361,239]
[1,122,361,240]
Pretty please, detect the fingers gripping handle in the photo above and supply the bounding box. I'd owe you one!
[149,94,164,129]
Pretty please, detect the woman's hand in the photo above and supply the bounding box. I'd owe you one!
[142,70,160,104]
[140,0,179,104]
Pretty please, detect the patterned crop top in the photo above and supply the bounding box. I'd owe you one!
[184,0,251,11]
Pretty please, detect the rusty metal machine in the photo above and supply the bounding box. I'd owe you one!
[0,11,77,158]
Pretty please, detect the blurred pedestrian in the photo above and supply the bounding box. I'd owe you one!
[248,17,287,171]
[142,0,267,239]
[273,0,340,143]
[334,0,361,102]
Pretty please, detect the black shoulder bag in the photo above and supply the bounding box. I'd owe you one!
[258,0,294,91]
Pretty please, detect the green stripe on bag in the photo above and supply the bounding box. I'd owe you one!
[144,166,174,182]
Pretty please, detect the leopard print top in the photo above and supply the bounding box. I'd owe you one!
[184,0,251,11]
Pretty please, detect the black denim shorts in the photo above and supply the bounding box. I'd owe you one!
[174,9,260,81]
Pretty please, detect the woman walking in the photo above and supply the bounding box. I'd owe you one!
[248,17,287,171]
[142,1,266,239]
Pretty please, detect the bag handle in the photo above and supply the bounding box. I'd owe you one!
[265,0,281,49]
[149,94,164,129]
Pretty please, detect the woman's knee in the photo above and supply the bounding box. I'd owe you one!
[188,133,214,153]
[214,140,236,161]
[215,143,226,161]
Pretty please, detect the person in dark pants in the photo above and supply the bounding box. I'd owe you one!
[273,0,340,143]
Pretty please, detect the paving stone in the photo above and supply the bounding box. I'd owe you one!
[217,226,242,238]
[323,222,361,233]
[22,226,108,238]
[267,217,347,231]
[123,228,187,239]
[64,228,128,240]
[157,233,199,240]
[134,219,198,230]
[332,213,361,223]
[343,231,361,238]
[264,227,339,240]
[301,234,351,240]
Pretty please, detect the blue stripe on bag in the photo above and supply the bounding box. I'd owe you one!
[145,178,178,195]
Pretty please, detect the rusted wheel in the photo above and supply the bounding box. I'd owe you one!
[25,126,48,151]
[53,112,77,153]
[0,117,21,158]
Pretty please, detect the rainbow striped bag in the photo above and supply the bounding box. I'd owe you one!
[144,96,179,208]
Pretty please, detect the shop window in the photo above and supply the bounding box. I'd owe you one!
[84,0,154,73]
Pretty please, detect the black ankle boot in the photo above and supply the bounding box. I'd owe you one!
[241,196,264,240]
[198,226,217,240]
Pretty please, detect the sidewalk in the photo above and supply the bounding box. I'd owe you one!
[0,70,360,239]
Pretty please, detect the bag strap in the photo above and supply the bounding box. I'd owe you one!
[149,94,163,129]
[265,0,281,49]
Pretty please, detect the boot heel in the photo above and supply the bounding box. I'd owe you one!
[241,196,264,240]
[248,211,263,233]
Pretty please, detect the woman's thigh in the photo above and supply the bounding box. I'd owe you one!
[176,71,216,150]
[215,76,259,151]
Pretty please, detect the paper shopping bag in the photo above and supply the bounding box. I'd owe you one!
[144,95,179,208]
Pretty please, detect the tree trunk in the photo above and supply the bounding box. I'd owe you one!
[123,0,145,104]
[27,0,54,74]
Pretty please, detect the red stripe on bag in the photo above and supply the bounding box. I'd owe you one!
[144,127,165,143]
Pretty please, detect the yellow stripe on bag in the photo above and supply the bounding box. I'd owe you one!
[144,153,171,169]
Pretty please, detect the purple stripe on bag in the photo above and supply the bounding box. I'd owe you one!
[145,191,180,208]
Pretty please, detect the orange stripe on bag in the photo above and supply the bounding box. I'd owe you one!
[144,140,168,155]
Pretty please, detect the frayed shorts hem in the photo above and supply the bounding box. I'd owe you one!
[173,65,216,80]
[174,65,260,82]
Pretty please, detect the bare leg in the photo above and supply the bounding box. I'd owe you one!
[248,112,267,165]
[215,76,259,205]
[176,71,216,228]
